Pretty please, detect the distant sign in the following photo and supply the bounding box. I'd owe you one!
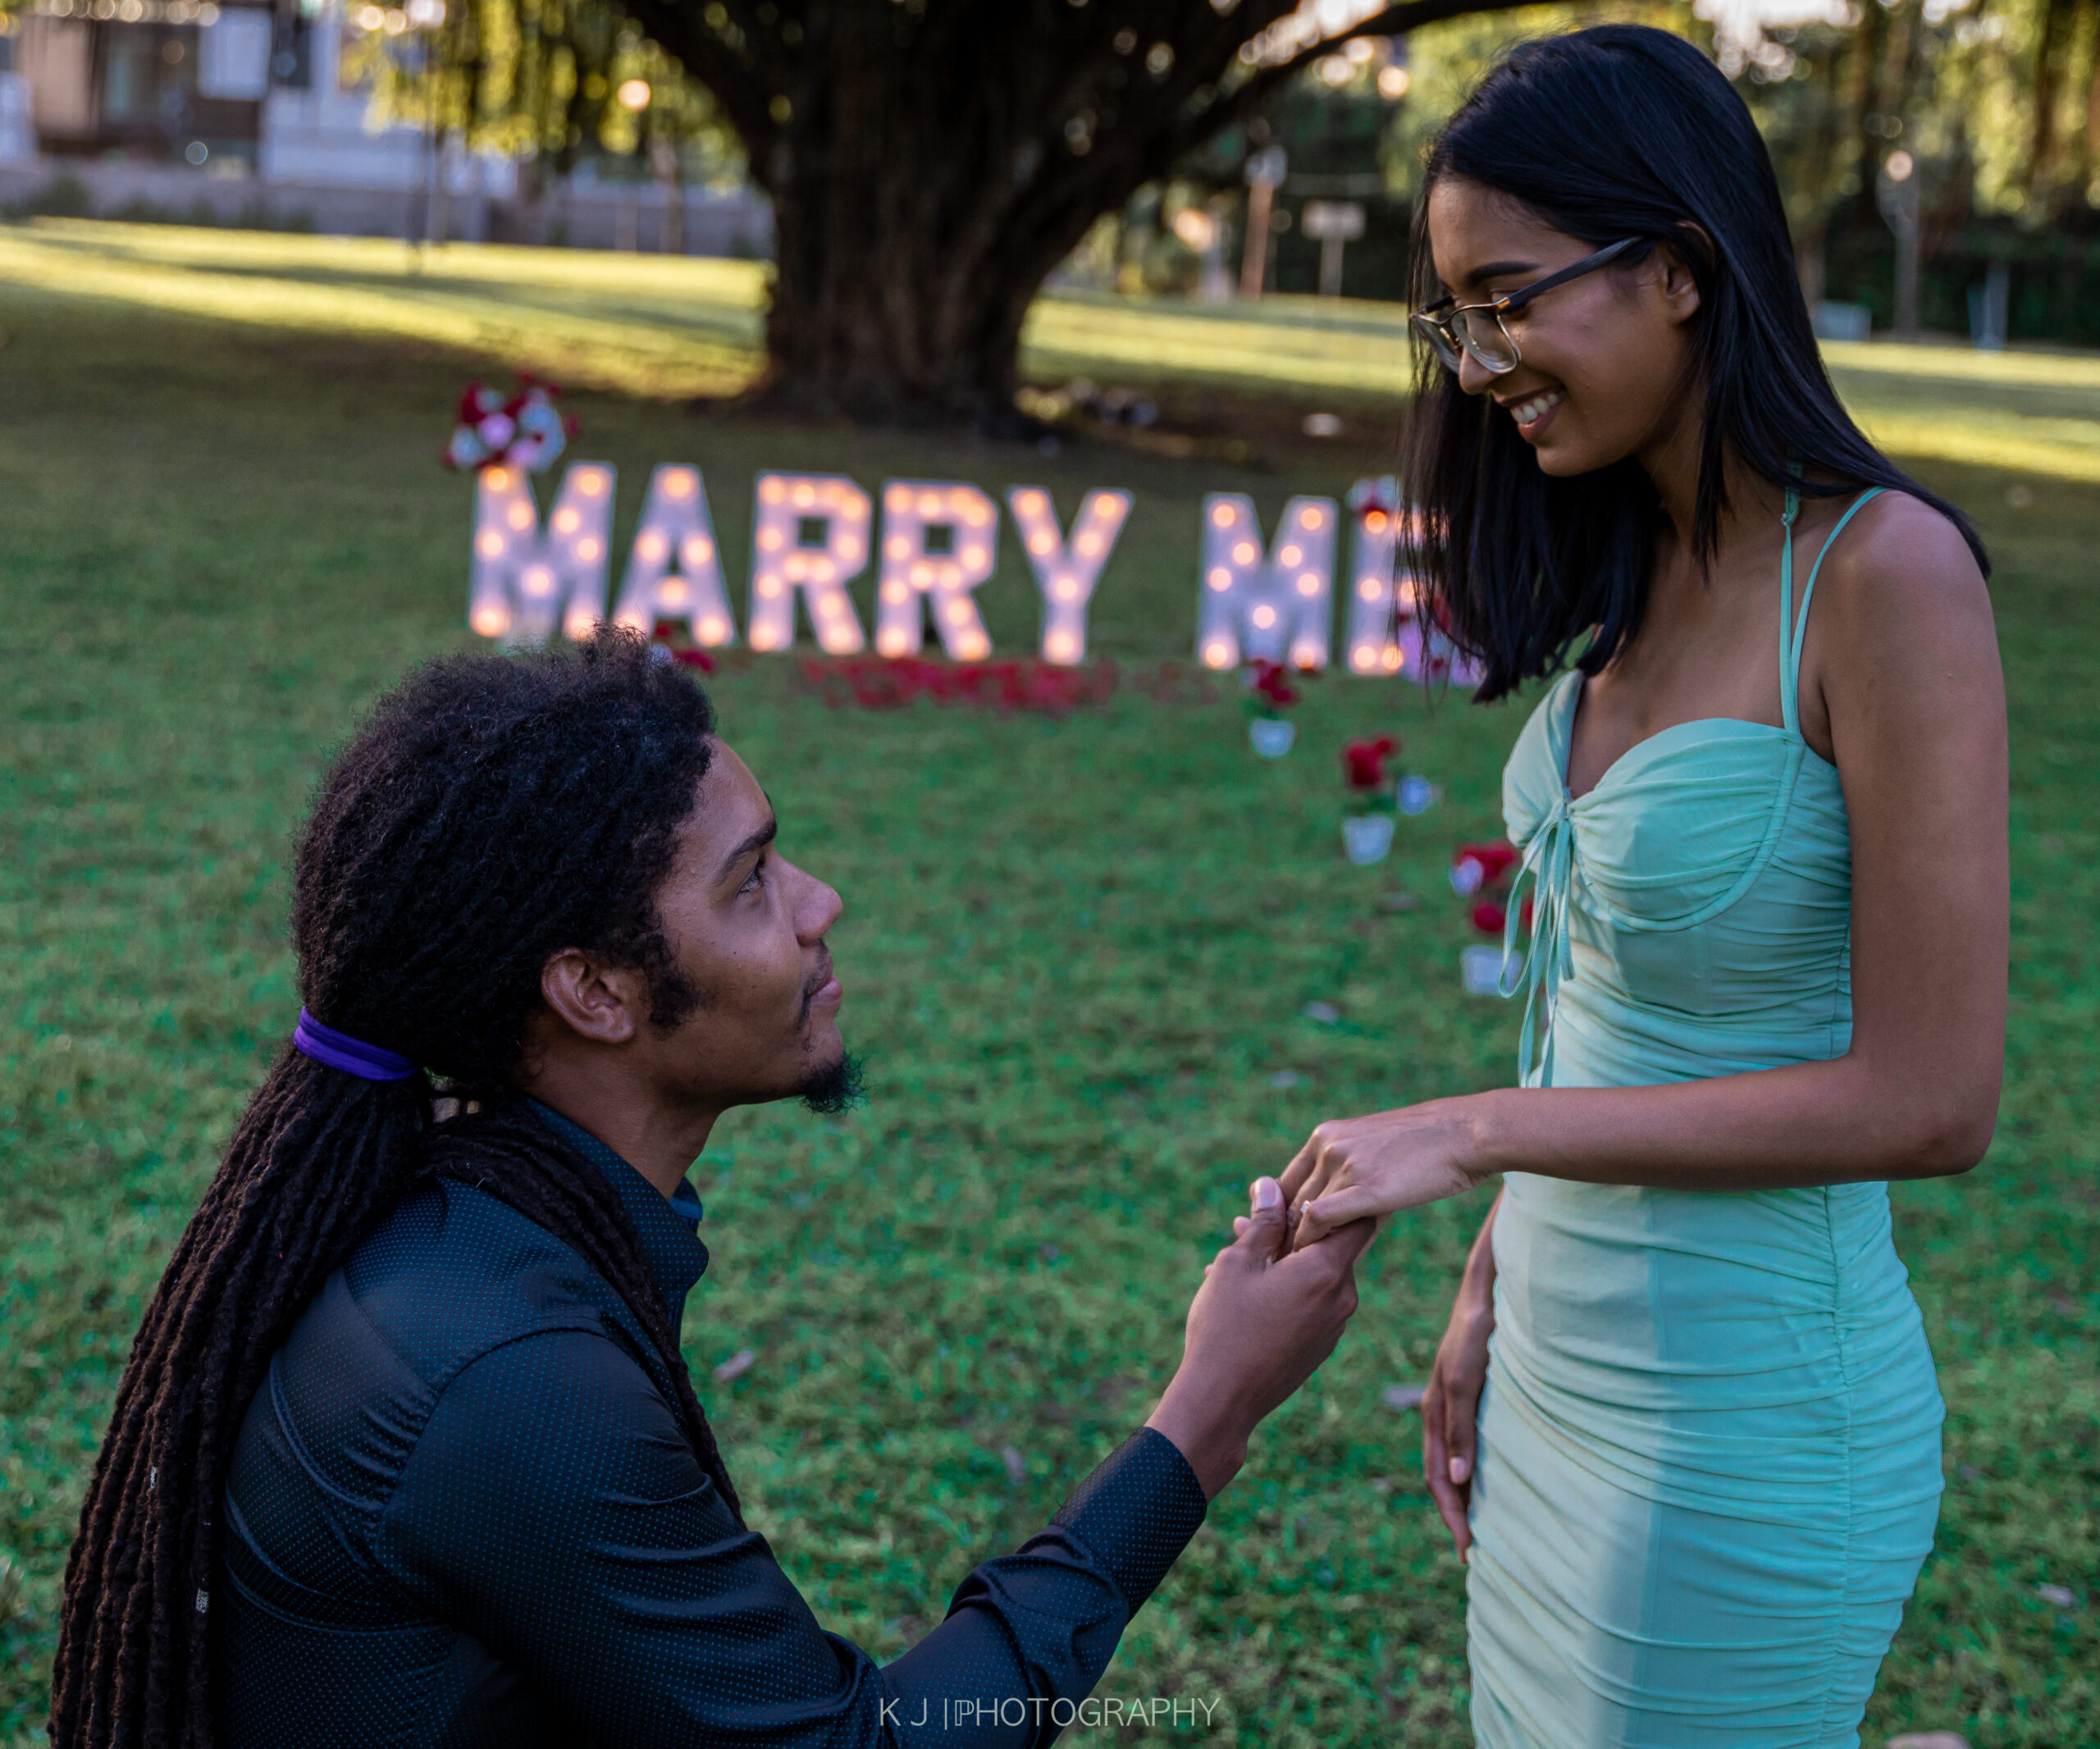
[1244,145,1288,190]
[1301,201,1366,241]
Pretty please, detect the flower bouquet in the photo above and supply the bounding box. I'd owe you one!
[444,376,577,474]
[1449,839,1521,932]
[1340,734,1399,864]
[1452,839,1522,994]
[1244,658,1299,757]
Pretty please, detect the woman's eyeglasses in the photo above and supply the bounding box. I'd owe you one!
[1411,238,1648,375]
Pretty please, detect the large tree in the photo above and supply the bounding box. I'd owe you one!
[599,0,1532,422]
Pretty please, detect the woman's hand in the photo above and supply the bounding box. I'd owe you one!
[1423,1272,1494,1559]
[1277,1098,1488,1250]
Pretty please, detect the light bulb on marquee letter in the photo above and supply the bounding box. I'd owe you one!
[468,462,615,645]
[1194,494,1337,671]
[1342,489,1418,677]
[746,473,870,655]
[874,480,998,660]
[612,465,737,647]
[1007,486,1130,666]
[1339,478,1481,683]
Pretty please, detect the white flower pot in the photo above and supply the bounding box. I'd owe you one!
[1341,813,1395,865]
[1461,944,1510,996]
[1248,717,1296,758]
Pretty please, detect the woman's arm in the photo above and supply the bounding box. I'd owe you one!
[1285,495,2007,1240]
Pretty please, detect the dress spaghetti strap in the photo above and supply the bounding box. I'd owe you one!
[1779,486,1886,736]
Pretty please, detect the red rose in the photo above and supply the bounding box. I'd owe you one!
[1341,733,1399,790]
[1457,840,1518,880]
[1472,899,1507,934]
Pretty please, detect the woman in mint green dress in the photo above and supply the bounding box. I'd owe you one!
[1278,27,2007,1748]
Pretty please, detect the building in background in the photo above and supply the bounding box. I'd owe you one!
[0,0,768,253]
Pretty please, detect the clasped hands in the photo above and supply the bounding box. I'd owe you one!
[1267,1094,1497,1560]
[1272,1094,1488,1252]
[1144,1096,1490,1505]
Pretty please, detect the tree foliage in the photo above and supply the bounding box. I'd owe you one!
[362,0,2100,404]
[349,0,741,180]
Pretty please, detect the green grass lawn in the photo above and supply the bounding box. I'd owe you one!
[0,226,2094,1747]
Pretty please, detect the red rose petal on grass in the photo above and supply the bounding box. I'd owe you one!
[1472,900,1507,934]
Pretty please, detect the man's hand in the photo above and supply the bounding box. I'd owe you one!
[1145,1177,1374,1498]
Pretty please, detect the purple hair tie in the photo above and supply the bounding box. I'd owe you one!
[292,1008,417,1082]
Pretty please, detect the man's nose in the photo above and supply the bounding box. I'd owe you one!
[792,863,843,942]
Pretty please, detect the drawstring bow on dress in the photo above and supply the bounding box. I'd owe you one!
[1501,797,1578,1088]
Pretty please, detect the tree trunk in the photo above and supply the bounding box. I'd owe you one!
[612,0,1541,427]
[749,9,1154,426]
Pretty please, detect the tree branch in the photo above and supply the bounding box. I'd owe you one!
[612,0,783,160]
[1159,0,1545,165]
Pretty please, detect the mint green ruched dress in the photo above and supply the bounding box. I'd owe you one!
[1472,491,1944,1747]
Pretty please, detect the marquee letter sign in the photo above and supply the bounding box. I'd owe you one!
[468,462,614,644]
[1008,486,1131,666]
[464,461,1456,678]
[874,481,998,660]
[747,473,870,655]
[1195,494,1336,671]
[611,465,736,648]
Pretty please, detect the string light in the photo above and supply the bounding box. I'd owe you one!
[746,473,870,655]
[468,462,615,646]
[1194,492,1337,669]
[874,479,1000,660]
[611,465,737,648]
[1006,486,1131,665]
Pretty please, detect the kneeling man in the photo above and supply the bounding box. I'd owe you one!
[52,632,1369,1748]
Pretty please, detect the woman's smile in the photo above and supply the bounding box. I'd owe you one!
[1503,387,1565,437]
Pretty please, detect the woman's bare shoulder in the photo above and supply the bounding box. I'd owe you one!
[1817,488,1993,641]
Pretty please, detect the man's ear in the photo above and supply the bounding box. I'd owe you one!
[538,949,646,1047]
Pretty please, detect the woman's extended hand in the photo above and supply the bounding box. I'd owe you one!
[1277,1098,1487,1250]
[1423,1271,1494,1559]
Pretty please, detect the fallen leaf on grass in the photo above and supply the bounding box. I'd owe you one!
[1885,1734,1971,1749]
[713,1348,756,1382]
[1381,1384,1427,1413]
[2036,1582,2079,1609]
[1001,1445,1026,1485]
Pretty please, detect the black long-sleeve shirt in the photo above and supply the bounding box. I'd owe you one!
[215,1103,1208,1747]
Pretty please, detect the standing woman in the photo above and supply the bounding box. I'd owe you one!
[1280,25,2006,1748]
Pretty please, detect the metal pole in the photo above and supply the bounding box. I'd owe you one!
[1240,144,1285,300]
[1240,180,1272,299]
[1319,235,1344,298]
[1876,148,1920,340]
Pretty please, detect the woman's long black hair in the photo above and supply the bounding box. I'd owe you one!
[1404,24,1988,701]
[51,629,740,1749]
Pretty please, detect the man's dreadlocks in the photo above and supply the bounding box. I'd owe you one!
[50,629,740,1749]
